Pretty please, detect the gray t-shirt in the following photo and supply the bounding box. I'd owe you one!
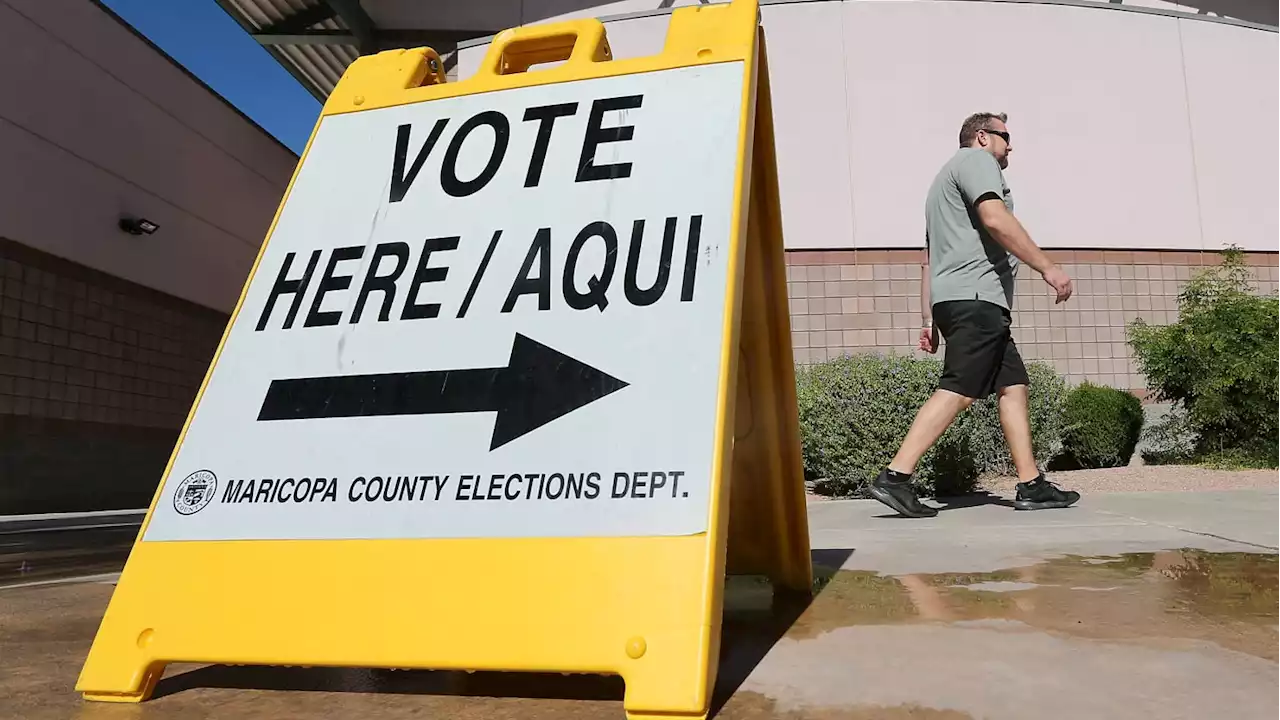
[924,147,1019,310]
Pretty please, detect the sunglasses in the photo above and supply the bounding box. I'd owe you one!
[983,128,1011,143]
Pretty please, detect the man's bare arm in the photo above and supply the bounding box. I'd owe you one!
[975,199,1053,272]
[975,198,1073,302]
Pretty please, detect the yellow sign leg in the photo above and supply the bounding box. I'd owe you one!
[724,28,814,596]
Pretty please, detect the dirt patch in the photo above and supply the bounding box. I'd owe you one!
[979,465,1277,498]
[806,465,1276,503]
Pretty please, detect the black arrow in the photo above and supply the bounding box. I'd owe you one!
[256,333,628,450]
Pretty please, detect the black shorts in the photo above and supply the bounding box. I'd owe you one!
[933,299,1030,399]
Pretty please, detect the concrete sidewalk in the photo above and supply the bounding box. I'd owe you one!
[726,487,1278,719]
[806,487,1277,575]
[0,508,145,533]
[1,489,1275,720]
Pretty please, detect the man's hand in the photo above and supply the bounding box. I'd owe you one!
[917,325,940,354]
[1042,265,1073,303]
[975,199,1072,303]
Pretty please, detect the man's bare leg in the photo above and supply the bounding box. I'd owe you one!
[888,389,975,474]
[996,384,1041,481]
[997,383,1082,510]
[870,389,974,518]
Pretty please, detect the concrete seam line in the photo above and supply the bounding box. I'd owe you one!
[1091,509,1279,551]
[1167,528,1279,552]
[0,573,122,591]
[0,523,143,536]
[0,509,147,522]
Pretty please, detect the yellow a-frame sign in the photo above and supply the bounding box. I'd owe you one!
[77,1,810,717]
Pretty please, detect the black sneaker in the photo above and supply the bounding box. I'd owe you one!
[868,468,938,518]
[1014,475,1080,510]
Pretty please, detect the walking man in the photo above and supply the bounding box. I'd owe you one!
[868,112,1081,518]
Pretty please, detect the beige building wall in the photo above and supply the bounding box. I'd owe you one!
[369,0,1276,34]
[0,0,297,513]
[451,0,1280,393]
[454,0,1278,256]
[0,0,297,313]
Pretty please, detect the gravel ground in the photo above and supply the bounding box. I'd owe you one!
[978,465,1278,498]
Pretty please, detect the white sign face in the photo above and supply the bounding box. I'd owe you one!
[142,61,747,542]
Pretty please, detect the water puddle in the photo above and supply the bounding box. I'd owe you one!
[2,549,1274,719]
[723,549,1278,661]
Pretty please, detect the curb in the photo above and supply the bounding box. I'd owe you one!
[0,509,146,533]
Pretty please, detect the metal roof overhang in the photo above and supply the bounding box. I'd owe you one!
[215,0,1278,102]
[212,0,497,100]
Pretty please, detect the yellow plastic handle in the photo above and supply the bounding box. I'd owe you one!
[479,19,613,76]
[418,47,447,86]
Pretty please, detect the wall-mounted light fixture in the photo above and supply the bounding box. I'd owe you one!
[119,216,159,235]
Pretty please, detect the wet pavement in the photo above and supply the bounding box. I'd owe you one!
[726,550,1277,718]
[1,490,1276,719]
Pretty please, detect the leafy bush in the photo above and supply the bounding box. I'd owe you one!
[1055,382,1144,469]
[1138,407,1197,466]
[1142,407,1278,470]
[955,361,1067,480]
[795,352,1066,498]
[1128,246,1278,468]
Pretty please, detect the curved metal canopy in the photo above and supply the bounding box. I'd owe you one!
[212,0,498,99]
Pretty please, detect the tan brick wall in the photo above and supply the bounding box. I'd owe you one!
[0,239,226,427]
[786,249,1280,390]
[1,237,230,513]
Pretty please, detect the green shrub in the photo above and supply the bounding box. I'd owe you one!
[1138,408,1197,466]
[1128,246,1278,468]
[1141,402,1277,471]
[1055,382,1144,469]
[955,361,1067,480]
[795,352,1066,498]
[1196,442,1279,470]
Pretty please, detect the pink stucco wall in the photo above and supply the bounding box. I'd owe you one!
[453,0,1278,253]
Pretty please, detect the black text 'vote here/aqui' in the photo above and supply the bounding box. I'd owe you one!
[254,94,711,333]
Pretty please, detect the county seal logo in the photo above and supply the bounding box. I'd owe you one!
[173,470,217,516]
